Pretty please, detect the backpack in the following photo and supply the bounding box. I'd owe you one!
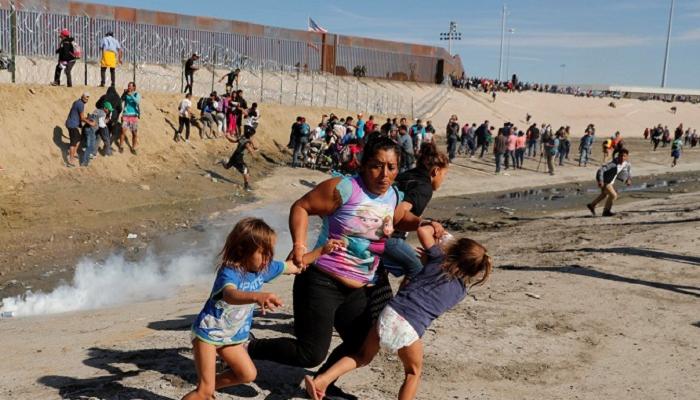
[71,42,82,59]
[197,97,206,110]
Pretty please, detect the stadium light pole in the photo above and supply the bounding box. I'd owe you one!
[498,4,507,81]
[505,28,515,80]
[439,21,462,56]
[661,0,675,88]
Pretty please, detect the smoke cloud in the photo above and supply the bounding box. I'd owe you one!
[0,203,307,318]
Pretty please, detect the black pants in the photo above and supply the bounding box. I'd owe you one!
[100,67,116,87]
[247,267,372,369]
[177,116,191,140]
[479,142,489,158]
[53,60,76,87]
[184,72,194,95]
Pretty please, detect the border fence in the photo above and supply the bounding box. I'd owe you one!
[0,0,462,117]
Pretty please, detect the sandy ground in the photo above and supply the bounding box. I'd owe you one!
[0,175,698,399]
[1,81,700,399]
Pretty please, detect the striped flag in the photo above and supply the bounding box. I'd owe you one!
[308,17,328,33]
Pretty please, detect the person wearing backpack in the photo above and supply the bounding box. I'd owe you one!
[52,29,78,87]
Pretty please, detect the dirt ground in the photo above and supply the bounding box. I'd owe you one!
[1,82,699,399]
[0,176,697,399]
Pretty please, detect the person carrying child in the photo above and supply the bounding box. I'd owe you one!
[182,217,342,400]
[304,223,492,400]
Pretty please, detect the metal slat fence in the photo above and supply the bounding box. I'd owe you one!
[0,6,453,117]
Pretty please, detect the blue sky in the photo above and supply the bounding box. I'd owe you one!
[86,0,700,88]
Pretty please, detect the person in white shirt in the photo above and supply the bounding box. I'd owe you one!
[176,93,193,142]
[244,103,260,136]
[587,149,632,217]
[99,32,122,87]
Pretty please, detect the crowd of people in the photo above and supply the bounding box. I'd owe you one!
[644,124,698,166]
[63,82,141,166]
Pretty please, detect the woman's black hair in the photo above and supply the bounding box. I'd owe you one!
[361,135,402,166]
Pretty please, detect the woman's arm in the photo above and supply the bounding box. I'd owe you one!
[289,177,343,268]
[393,201,444,237]
[285,239,345,274]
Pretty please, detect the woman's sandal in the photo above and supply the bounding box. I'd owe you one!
[304,375,325,400]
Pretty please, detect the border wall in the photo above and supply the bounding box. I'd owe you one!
[0,0,463,84]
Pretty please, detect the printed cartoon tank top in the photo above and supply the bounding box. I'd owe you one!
[314,175,401,285]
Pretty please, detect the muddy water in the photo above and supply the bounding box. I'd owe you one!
[428,171,700,232]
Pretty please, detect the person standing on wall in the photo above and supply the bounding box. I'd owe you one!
[184,53,200,95]
[52,29,78,87]
[99,31,123,88]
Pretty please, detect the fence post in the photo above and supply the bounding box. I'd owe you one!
[211,45,216,93]
[310,71,314,107]
[345,79,350,110]
[294,68,299,105]
[180,50,185,94]
[131,30,136,83]
[84,16,89,86]
[355,78,359,111]
[260,66,264,103]
[9,0,17,83]
[411,97,415,120]
[324,75,328,107]
[335,75,340,108]
[279,73,283,104]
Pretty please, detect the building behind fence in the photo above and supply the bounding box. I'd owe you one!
[0,0,462,117]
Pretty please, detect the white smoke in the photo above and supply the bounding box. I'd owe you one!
[0,250,215,317]
[0,202,308,318]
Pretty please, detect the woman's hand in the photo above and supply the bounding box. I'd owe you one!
[292,244,307,270]
[255,292,283,315]
[322,239,345,255]
[429,221,445,239]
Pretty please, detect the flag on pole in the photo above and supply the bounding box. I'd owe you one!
[308,17,328,33]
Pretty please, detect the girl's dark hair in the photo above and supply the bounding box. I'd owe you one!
[417,142,449,170]
[219,218,275,271]
[361,135,402,166]
[442,238,493,288]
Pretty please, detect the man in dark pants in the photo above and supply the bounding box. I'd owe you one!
[234,89,248,135]
[184,53,200,95]
[65,92,91,167]
[99,31,123,87]
[476,120,490,158]
[446,115,460,162]
[52,29,77,87]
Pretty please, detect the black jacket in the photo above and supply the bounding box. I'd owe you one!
[96,86,123,123]
[56,38,76,62]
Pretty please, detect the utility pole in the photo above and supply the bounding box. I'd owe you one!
[498,4,506,81]
[661,0,674,88]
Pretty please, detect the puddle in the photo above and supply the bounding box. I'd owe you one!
[430,171,700,231]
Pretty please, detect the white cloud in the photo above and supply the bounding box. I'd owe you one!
[676,28,700,42]
[457,31,654,49]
